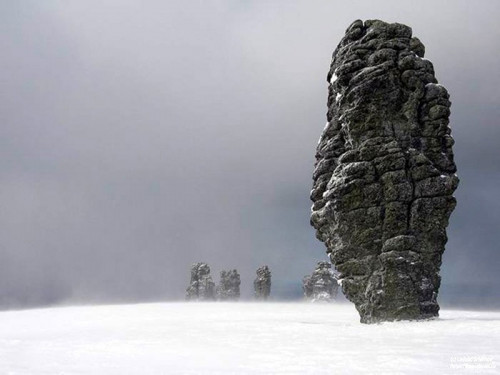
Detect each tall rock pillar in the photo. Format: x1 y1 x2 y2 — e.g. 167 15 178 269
310 20 458 323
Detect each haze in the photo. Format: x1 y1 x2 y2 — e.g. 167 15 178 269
1 0 499 309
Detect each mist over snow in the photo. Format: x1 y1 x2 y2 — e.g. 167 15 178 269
0 302 498 374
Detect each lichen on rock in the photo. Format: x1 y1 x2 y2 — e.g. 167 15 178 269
310 20 458 323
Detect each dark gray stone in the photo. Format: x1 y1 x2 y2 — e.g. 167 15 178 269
303 261 339 302
310 20 458 323
186 263 215 301
254 266 271 300
216 269 241 301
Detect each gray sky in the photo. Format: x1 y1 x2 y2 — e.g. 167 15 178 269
1 0 499 308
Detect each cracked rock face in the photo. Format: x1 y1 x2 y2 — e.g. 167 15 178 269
216 269 241 301
303 261 339 302
310 20 458 323
254 266 271 300
186 263 215 301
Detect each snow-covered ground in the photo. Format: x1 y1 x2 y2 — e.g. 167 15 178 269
0 302 498 374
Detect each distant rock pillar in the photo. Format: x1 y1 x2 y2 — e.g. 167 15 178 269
186 263 216 301
303 261 339 302
216 269 241 301
254 265 271 300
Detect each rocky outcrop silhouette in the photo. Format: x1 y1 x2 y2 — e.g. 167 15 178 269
216 269 241 301
186 263 215 301
254 266 271 300
310 20 458 323
302 261 339 302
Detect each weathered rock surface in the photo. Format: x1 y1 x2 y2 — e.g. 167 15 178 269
186 263 215 301
254 266 271 300
310 20 458 323
303 261 339 302
216 269 241 301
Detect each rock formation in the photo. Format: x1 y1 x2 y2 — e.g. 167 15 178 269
254 265 271 300
302 261 339 302
310 20 458 323
186 263 215 301
216 269 241 301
